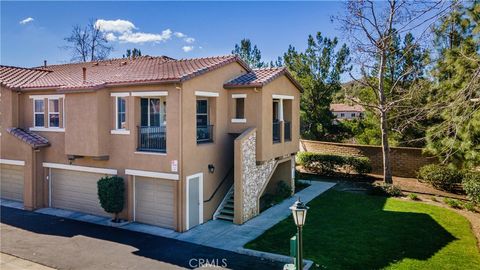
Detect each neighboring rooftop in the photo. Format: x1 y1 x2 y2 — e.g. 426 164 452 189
0 66 50 89
6 128 50 149
330 103 365 112
2 55 251 91
224 67 303 91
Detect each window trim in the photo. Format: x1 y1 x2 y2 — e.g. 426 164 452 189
231 94 246 123
140 97 166 127
115 96 127 130
196 98 209 126
33 99 45 128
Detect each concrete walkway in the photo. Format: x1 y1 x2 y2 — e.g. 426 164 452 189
175 181 335 251
1 253 55 270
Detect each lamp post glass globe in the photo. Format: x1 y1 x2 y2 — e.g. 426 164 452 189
290 198 309 227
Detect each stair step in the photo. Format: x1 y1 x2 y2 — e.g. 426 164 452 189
217 214 234 221
227 198 234 203
220 209 234 215
224 202 234 208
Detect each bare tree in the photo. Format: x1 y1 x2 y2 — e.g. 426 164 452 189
64 20 113 62
336 0 453 184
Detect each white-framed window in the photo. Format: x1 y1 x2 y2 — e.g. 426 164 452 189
340 113 345 118
34 99 45 127
48 98 60 128
116 97 127 130
231 94 246 123
140 97 167 127
351 113 356 117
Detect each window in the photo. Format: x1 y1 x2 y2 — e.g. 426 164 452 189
140 97 166 127
48 99 60 127
340 113 345 117
116 97 127 129
196 99 208 126
351 113 356 117
235 98 245 119
34 99 44 127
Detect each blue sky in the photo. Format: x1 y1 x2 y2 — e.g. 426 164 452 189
1 1 347 67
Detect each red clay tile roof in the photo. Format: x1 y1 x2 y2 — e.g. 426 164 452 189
224 67 303 92
330 103 365 112
0 65 50 89
6 128 50 149
19 55 251 90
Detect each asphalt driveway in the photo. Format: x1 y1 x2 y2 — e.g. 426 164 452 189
0 206 285 270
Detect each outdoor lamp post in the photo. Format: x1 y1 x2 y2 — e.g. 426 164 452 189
290 198 309 270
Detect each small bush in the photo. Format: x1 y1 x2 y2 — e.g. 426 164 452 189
462 201 477 212
276 181 292 198
462 172 480 204
295 179 310 193
97 176 125 222
444 198 463 209
418 164 463 192
369 183 403 197
408 193 420 201
431 196 438 202
296 152 372 176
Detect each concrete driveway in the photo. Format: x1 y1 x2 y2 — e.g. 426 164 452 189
0 207 285 270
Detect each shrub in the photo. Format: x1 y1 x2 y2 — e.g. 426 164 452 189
444 198 463 209
462 201 477 212
296 152 372 176
276 181 292 198
418 164 463 192
97 176 125 222
369 183 403 197
408 193 420 201
462 172 480 204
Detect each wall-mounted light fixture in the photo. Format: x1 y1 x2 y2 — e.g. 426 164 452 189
208 164 215 173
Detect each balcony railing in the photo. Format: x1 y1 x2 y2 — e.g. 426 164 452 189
137 126 166 153
284 121 291 141
273 121 281 143
197 125 214 143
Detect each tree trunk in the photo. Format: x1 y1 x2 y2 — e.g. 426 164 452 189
378 48 393 184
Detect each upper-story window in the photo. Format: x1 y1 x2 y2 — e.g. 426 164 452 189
48 99 60 127
231 94 246 123
116 97 127 129
340 113 345 117
196 99 213 143
351 113 356 117
34 99 45 127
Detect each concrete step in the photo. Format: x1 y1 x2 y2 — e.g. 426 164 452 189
220 208 234 215
217 214 234 221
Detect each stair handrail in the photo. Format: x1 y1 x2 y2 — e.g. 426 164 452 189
204 166 234 203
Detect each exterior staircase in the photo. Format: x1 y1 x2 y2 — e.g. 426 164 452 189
214 187 235 222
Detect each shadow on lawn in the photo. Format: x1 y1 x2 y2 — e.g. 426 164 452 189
0 206 284 270
247 190 457 270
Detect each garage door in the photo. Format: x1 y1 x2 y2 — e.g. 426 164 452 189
0 164 24 202
135 176 174 229
51 169 108 217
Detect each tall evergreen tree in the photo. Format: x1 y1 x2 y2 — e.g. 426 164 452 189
232 39 265 68
282 33 351 141
426 1 480 169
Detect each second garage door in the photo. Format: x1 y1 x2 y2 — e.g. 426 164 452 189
135 176 174 229
0 164 24 202
51 169 108 217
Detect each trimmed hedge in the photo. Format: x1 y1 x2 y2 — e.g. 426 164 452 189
417 164 463 192
462 172 480 204
297 152 372 175
97 176 125 222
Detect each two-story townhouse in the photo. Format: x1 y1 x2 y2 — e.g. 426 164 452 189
0 55 301 232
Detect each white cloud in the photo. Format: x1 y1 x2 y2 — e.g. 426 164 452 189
19 17 34 25
174 32 186 38
105 33 117 41
184 37 195 44
95 19 136 33
182 46 194 52
119 29 172 44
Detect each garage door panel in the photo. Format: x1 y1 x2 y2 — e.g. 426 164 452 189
0 164 24 202
51 169 108 217
135 176 174 229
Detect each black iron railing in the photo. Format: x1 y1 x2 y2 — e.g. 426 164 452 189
197 125 214 143
284 121 291 141
137 126 166 153
273 121 281 143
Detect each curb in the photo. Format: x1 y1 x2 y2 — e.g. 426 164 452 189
237 248 313 270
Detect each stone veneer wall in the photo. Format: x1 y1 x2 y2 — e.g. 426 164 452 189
234 128 276 223
300 140 437 178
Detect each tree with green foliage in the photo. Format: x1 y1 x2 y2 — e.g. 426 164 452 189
124 48 142 58
282 32 351 141
232 38 265 68
426 1 480 169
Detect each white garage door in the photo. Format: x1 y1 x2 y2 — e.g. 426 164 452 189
51 169 108 217
135 176 174 229
0 164 24 202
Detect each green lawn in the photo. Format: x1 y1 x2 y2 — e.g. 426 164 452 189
245 190 480 270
